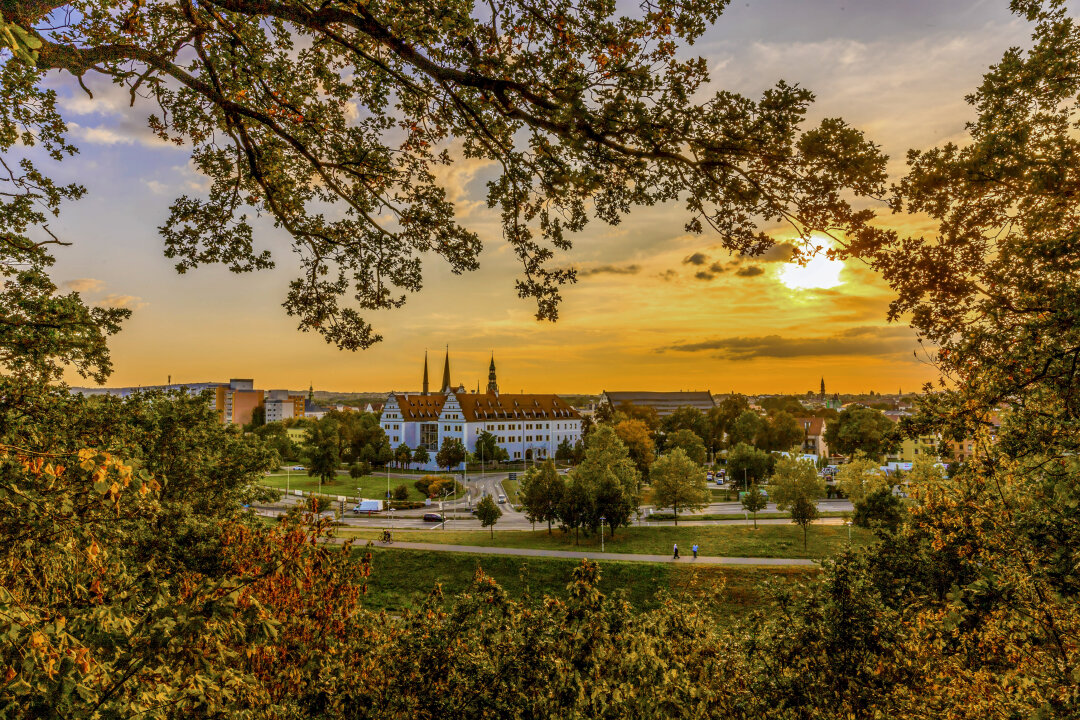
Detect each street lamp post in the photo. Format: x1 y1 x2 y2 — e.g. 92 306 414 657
600 516 606 552
440 488 452 529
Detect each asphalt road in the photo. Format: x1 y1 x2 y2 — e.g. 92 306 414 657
255 490 854 532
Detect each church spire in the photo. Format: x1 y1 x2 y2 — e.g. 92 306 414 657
487 353 499 395
422 351 429 395
441 346 451 393
820 376 826 401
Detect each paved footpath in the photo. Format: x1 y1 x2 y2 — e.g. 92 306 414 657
349 539 817 566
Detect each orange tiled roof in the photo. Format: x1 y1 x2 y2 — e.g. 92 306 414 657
391 392 580 422
794 417 826 436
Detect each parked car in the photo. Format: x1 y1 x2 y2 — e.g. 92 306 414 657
706 471 714 481
423 513 444 522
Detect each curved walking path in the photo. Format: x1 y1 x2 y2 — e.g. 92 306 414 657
353 539 818 566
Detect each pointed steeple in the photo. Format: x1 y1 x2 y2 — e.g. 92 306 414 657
820 376 826 401
308 382 314 403
422 351 429 395
487 352 499 395
441 346 451 393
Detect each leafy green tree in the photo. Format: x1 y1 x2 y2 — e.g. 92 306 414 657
571 438 586 465
741 482 769 529
726 442 772 488
2 0 884 351
349 461 371 479
474 430 499 469
836 457 890 506
664 428 707 466
476 494 502 539
245 404 266 429
648 448 708 525
391 483 410 502
304 417 340 489
852 488 905 534
660 407 709 447
757 411 803 453
569 425 640 535
612 403 661 431
613 418 655 476
555 437 574 464
556 476 593 546
824 406 898 460
519 459 565 534
728 410 764 447
759 396 807 416
435 437 466 472
395 442 412 469
253 421 298 463
412 445 430 468
711 395 750 450
770 455 824 550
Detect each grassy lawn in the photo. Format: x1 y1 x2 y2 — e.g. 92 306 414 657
343 523 873 559
501 478 520 504
646 511 850 522
261 473 428 501
355 547 818 616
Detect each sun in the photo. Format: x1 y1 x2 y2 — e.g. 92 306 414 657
777 247 844 290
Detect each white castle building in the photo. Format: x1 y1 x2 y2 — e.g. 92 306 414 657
380 351 582 471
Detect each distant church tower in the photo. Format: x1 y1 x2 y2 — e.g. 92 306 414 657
820 377 826 402
308 382 314 403
441 347 451 393
422 352 430 395
487 354 499 395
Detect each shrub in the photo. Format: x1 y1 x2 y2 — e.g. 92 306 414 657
392 484 409 501
349 462 372 479
413 475 438 495
427 477 464 498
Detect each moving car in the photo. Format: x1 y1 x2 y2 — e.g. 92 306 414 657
497 494 507 504
423 513 444 522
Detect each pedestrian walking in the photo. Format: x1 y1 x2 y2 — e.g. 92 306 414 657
692 543 698 560
673 543 680 560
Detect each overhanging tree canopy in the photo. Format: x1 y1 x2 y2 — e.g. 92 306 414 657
2 0 887 349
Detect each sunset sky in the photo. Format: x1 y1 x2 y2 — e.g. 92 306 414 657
48 0 1034 394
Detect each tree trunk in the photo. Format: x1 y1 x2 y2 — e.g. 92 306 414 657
674 501 678 526
802 523 807 550
547 518 552 535
753 511 757 529
490 524 494 539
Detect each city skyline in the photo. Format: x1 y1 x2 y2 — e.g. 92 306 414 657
48 0 1026 392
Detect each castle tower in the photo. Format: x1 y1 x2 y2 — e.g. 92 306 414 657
441 347 451 393
422 351 430 395
487 353 499 395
